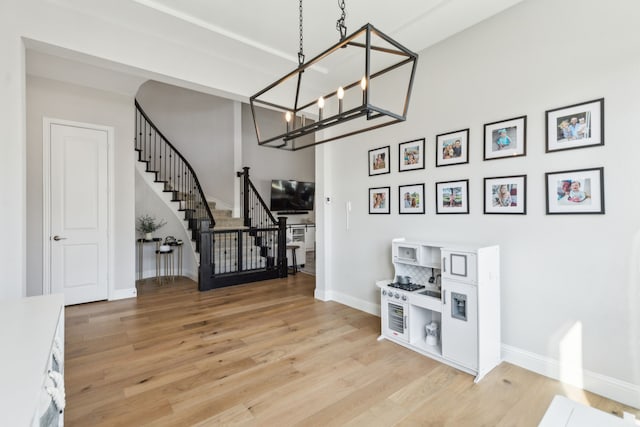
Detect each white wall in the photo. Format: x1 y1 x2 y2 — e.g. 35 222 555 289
136 81 236 209
0 2 27 299
241 103 316 224
319 0 640 404
26 75 135 295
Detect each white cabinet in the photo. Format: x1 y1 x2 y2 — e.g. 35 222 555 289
0 294 65 426
304 226 315 252
393 240 441 268
378 239 500 382
441 246 501 381
287 224 315 252
286 224 315 268
442 250 477 283
289 226 305 245
441 279 478 370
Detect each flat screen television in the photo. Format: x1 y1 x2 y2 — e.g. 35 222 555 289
270 179 315 212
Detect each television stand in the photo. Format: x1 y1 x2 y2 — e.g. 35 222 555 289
277 211 309 215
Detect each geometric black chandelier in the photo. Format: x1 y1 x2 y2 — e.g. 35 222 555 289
250 0 418 151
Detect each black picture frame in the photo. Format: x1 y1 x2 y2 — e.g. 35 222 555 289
436 128 469 167
399 183 425 214
545 98 604 153
398 138 425 172
368 145 390 176
483 115 527 160
435 179 469 214
369 187 391 214
484 175 527 215
545 167 605 214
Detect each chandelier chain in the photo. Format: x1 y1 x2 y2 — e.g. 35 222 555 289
336 0 347 40
298 0 305 65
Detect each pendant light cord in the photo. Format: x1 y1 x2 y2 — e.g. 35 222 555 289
299 0 347 65
336 0 347 40
298 0 305 65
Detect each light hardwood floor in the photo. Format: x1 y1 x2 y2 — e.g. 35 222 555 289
65 275 638 426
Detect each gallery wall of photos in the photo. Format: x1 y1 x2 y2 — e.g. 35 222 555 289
367 98 605 216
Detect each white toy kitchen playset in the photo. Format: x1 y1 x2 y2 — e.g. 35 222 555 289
377 238 501 382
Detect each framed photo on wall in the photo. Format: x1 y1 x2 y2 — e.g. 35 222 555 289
369 187 390 214
484 175 527 214
545 167 605 214
436 128 469 167
399 138 425 172
545 98 604 152
368 145 390 176
399 183 425 214
484 116 527 160
435 179 469 214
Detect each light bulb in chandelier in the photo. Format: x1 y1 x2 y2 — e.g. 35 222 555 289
285 111 292 132
318 97 325 121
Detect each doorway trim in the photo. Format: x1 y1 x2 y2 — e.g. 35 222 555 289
42 117 115 300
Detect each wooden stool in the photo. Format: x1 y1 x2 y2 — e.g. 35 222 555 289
286 244 299 274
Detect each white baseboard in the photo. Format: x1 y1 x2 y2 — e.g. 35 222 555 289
319 290 380 317
502 344 640 409
110 287 137 301
314 288 330 301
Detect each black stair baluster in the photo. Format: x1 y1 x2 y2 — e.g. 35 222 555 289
144 120 148 167
155 130 159 175
135 110 138 152
163 139 167 185
151 127 155 172
158 138 165 183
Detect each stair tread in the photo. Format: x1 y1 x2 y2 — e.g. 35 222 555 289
213 225 250 231
212 209 233 217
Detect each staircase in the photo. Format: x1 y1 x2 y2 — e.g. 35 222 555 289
134 100 288 290
208 202 244 229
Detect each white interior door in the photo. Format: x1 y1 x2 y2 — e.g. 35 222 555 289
49 122 109 305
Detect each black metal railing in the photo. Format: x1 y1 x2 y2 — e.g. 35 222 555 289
197 168 287 291
238 167 288 276
238 166 277 229
135 100 215 241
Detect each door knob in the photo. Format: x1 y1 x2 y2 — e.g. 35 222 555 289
52 235 67 241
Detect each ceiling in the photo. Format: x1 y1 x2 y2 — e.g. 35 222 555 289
26 0 525 99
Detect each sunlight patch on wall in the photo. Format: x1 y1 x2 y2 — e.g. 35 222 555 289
559 321 588 402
